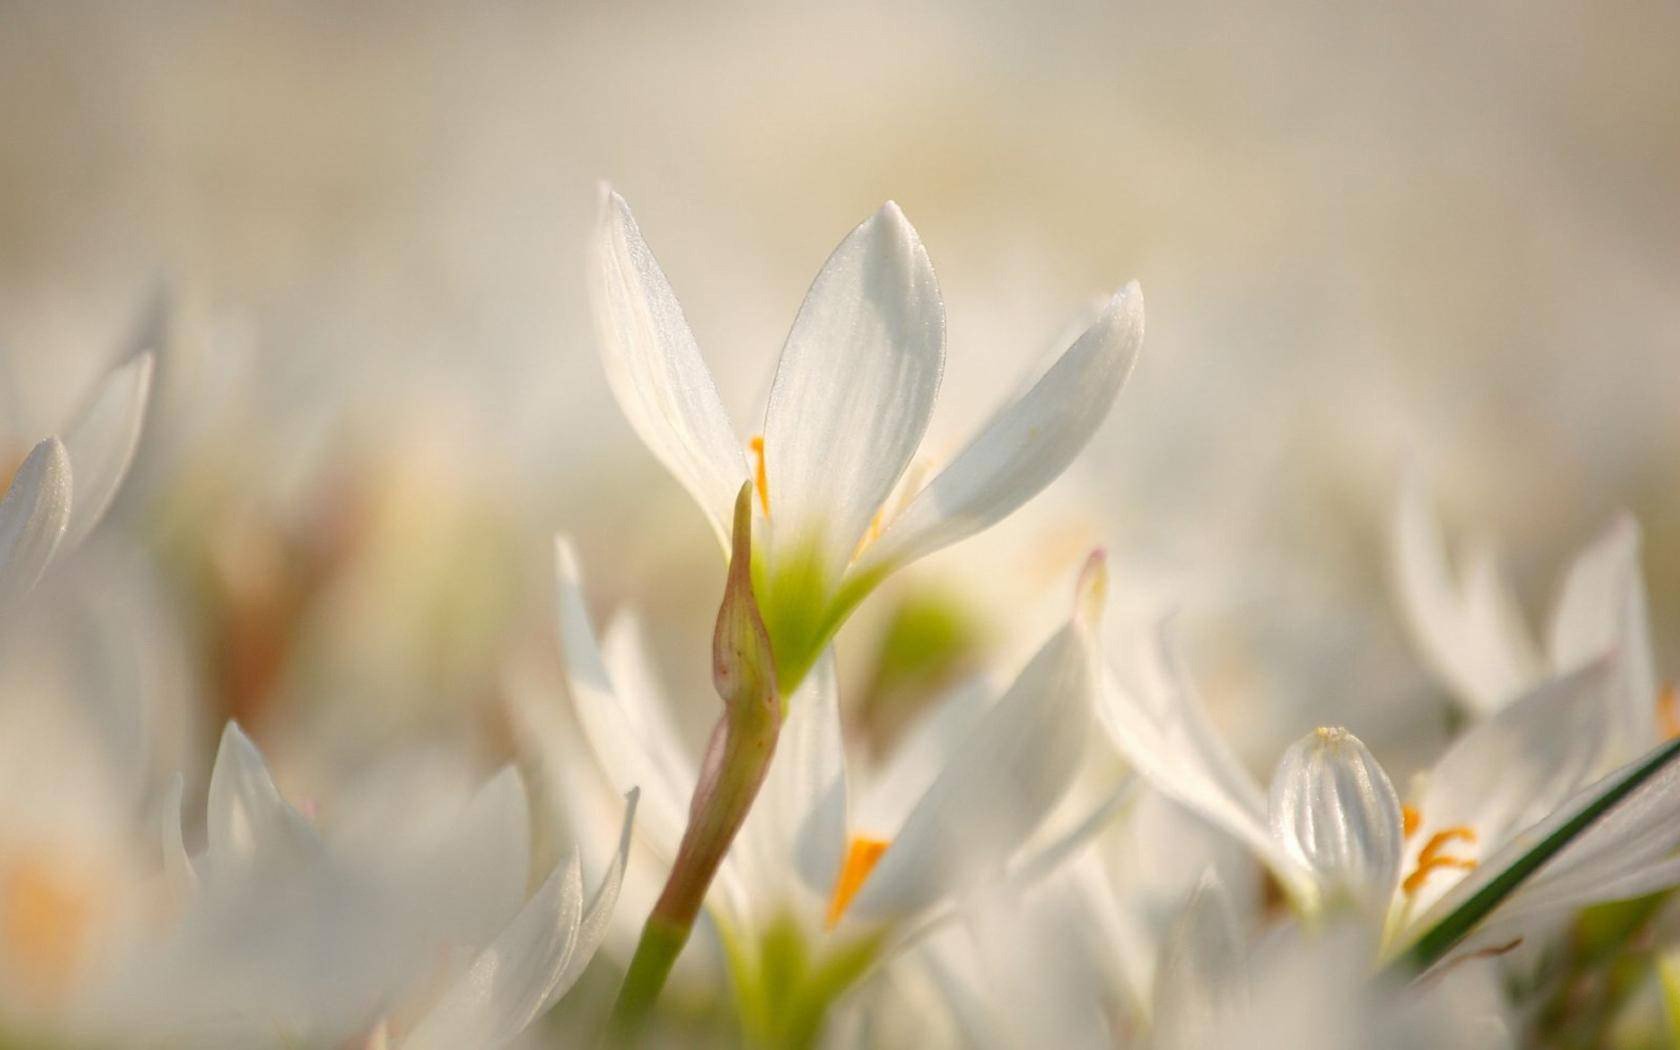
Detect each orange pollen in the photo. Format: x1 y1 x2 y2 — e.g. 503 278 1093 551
1402 804 1421 839
749 436 770 516
1658 683 1680 741
824 836 890 930
2 855 97 997
1402 825 1478 897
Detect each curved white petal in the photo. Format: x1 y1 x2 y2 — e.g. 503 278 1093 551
554 536 691 865
847 570 1099 924
601 612 705 821
0 437 72 602
591 188 747 545
1409 658 1611 900
160 772 199 903
401 856 585 1050
1267 728 1403 915
1094 619 1303 896
858 284 1142 576
547 789 638 1011
1392 479 1538 715
61 351 154 549
408 767 533 949
761 202 944 582
1150 873 1244 1050
204 722 319 880
732 648 848 920
1547 515 1656 762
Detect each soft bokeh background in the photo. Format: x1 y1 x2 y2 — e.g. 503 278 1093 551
3 0 1679 910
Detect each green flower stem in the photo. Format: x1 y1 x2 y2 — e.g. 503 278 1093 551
607 485 782 1044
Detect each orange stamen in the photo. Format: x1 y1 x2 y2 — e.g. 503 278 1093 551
1658 683 1680 741
749 436 770 516
1402 804 1421 839
1402 825 1479 897
824 836 890 930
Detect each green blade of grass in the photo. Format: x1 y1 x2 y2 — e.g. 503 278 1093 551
1395 735 1680 976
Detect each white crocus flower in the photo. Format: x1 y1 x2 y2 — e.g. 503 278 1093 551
1394 480 1660 763
543 537 1107 1041
591 189 1142 689
0 351 153 605
1098 618 1680 967
81 724 633 1050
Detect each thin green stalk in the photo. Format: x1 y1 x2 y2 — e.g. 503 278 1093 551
606 485 782 1044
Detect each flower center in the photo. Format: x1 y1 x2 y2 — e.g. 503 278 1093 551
1 851 99 998
750 435 771 516
824 835 890 930
1401 824 1478 896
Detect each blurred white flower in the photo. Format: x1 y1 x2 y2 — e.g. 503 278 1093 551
591 188 1142 689
0 351 153 605
1098 616 1680 967
71 723 634 1049
529 537 1108 1041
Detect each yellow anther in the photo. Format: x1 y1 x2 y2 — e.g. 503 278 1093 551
2 853 98 998
749 436 770 516
1402 825 1479 897
824 835 890 930
1658 683 1680 741
1402 804 1421 840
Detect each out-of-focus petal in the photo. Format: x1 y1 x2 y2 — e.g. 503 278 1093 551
761 202 944 583
61 351 154 549
591 188 747 544
546 789 638 1011
0 437 72 602
1267 728 1403 915
160 772 199 903
1150 873 1244 1050
554 535 690 864
857 284 1142 576
846 558 1101 923
1546 514 1656 762
401 857 585 1050
204 722 319 880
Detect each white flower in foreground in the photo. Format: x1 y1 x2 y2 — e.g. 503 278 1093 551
1393 479 1660 762
0 351 153 605
535 537 1108 1042
591 188 1142 689
1098 619 1680 967
83 724 634 1050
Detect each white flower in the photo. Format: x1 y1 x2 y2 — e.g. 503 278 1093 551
80 724 633 1050
0 352 154 604
591 188 1142 688
534 536 1109 1035
1097 617 1680 966
1393 478 1659 763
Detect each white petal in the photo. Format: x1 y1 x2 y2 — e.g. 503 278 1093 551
1151 873 1245 1050
61 351 154 550
1267 728 1404 915
600 612 705 820
1391 479 1537 714
857 284 1142 576
411 767 533 949
554 536 692 865
591 188 747 545
204 722 319 880
761 202 944 582
0 437 72 602
160 772 199 903
1412 659 1611 873
848 589 1097 923
401 856 585 1050
1094 620 1302 896
733 648 848 919
1547 514 1656 762
546 789 638 1011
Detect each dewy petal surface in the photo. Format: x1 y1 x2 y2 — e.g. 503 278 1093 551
761 201 944 584
846 559 1101 924
591 189 747 544
1268 728 1404 914
0 436 73 603
858 283 1143 576
61 351 154 550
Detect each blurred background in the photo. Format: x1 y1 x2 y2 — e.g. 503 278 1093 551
2 0 1678 908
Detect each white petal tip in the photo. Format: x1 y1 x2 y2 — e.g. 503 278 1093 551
1075 548 1109 627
